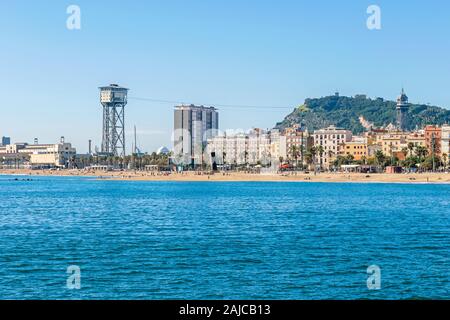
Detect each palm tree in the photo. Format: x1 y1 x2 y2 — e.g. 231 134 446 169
305 146 318 174
401 147 408 159
316 145 324 170
415 146 428 163
388 143 395 166
442 153 448 170
407 142 415 158
346 154 355 163
361 155 367 165
304 150 314 169
244 151 249 167
200 144 207 171
374 150 385 168
289 145 299 167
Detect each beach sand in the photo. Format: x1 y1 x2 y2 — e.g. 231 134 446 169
1 169 450 183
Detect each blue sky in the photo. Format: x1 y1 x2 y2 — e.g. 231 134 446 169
1 0 449 153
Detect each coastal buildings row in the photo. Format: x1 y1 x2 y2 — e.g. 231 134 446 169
170 98 450 170
206 128 290 166
202 123 450 170
0 137 76 168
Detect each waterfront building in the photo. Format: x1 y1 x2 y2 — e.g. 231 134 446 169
0 138 76 168
1 136 10 146
313 126 352 169
247 129 263 164
283 124 310 165
406 131 426 148
0 143 27 155
378 132 407 157
424 125 442 157
341 138 368 161
396 88 410 131
269 129 284 161
403 131 426 158
206 128 283 167
364 129 387 146
236 134 249 164
441 125 450 159
227 133 248 165
246 128 272 165
208 134 227 164
173 104 219 166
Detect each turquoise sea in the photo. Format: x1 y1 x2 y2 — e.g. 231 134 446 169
0 175 449 299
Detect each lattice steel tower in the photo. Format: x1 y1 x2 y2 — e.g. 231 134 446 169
99 84 129 157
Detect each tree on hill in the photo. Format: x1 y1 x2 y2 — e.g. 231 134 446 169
275 94 450 134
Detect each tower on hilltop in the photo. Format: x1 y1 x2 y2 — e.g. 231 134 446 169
396 88 409 131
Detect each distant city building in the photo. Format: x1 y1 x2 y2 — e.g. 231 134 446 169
396 88 410 131
406 131 426 149
313 126 352 169
1 136 10 146
341 139 368 161
441 125 450 158
206 128 285 167
0 138 76 168
378 132 407 156
173 104 219 166
425 125 442 157
283 124 311 165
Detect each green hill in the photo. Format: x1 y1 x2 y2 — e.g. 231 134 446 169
274 94 450 134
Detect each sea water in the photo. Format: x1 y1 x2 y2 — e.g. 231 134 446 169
0 176 449 299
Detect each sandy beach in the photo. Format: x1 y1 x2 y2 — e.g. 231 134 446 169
1 169 450 183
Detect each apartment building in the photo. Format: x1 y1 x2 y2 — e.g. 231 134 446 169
441 125 450 157
425 125 442 156
341 138 368 161
313 126 352 169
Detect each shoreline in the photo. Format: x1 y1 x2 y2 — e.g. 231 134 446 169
1 169 450 184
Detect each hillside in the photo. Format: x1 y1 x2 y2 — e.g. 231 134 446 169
274 94 450 134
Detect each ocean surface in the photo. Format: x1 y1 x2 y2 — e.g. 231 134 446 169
0 175 449 300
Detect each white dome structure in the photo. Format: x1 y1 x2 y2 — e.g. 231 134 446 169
156 146 170 155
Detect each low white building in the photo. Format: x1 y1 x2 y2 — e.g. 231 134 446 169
0 138 76 168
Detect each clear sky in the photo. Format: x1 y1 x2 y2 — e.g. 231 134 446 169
1 0 449 153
